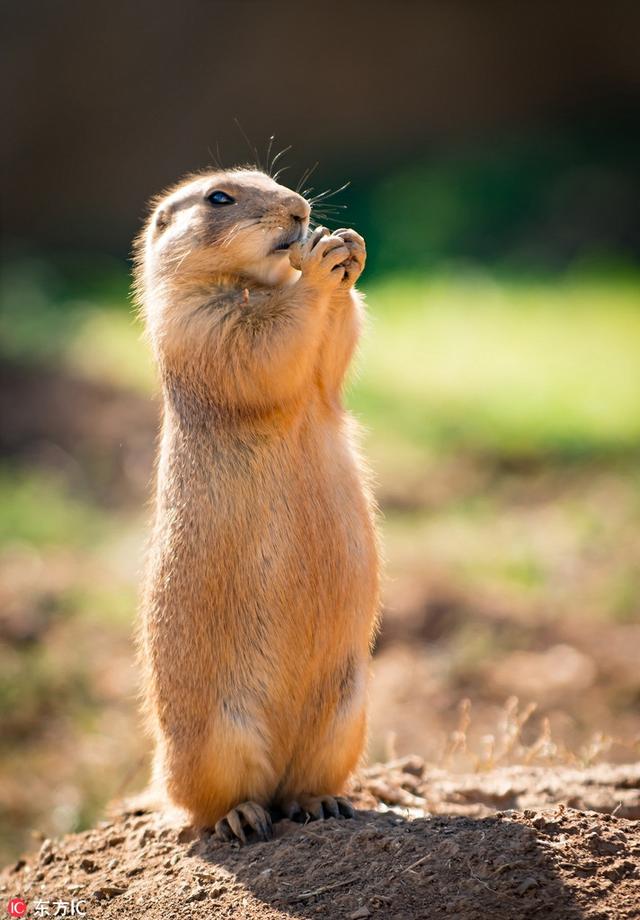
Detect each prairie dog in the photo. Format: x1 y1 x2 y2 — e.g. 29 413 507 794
134 167 379 841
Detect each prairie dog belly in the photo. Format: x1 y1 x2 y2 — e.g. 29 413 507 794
147 410 375 702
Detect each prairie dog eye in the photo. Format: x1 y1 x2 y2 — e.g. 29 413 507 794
207 190 235 206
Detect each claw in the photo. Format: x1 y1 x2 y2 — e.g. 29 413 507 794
215 801 273 844
226 808 247 843
336 796 356 818
239 802 273 841
279 794 356 825
321 796 341 819
284 800 303 821
214 816 233 842
305 798 325 821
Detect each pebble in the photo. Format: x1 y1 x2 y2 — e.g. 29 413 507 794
516 877 538 895
39 840 54 865
349 908 371 919
186 887 207 902
138 827 156 847
94 885 127 900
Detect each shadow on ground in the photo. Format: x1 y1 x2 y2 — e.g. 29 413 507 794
4 777 639 920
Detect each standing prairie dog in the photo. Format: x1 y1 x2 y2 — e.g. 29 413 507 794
134 167 379 842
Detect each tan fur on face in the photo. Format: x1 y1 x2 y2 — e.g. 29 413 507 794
134 167 380 827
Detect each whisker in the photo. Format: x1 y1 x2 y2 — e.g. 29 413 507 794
311 209 348 221
308 181 351 205
218 217 264 249
269 145 292 177
234 117 262 169
265 135 275 174
312 203 348 213
170 246 194 275
272 165 291 182
309 215 345 227
207 146 220 170
296 161 319 193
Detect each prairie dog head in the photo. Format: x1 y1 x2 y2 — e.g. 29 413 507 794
135 169 311 301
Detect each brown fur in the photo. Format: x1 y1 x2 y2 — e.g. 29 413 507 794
133 167 380 827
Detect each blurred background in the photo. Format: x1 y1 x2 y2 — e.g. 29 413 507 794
1 0 640 862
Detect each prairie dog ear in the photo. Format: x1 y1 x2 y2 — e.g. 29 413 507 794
154 206 171 232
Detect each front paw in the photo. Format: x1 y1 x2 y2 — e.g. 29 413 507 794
289 226 349 290
333 228 366 287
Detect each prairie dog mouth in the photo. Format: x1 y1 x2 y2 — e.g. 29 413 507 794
272 228 306 253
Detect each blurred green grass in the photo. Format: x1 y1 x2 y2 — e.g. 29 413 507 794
353 273 640 460
3 259 639 459
0 468 107 548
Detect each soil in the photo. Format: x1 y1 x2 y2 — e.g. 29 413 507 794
3 759 639 919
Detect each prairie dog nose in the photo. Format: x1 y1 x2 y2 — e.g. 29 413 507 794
287 195 311 222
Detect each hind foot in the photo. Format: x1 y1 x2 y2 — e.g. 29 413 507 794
282 794 355 822
215 801 273 843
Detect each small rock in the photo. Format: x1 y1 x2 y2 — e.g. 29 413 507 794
516 877 538 895
108 835 126 847
349 909 371 919
137 827 155 847
10 859 26 873
39 840 54 865
186 888 207 902
107 858 119 870
194 871 219 883
80 857 97 873
94 886 127 900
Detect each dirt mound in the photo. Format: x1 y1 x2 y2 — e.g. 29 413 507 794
2 760 639 919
